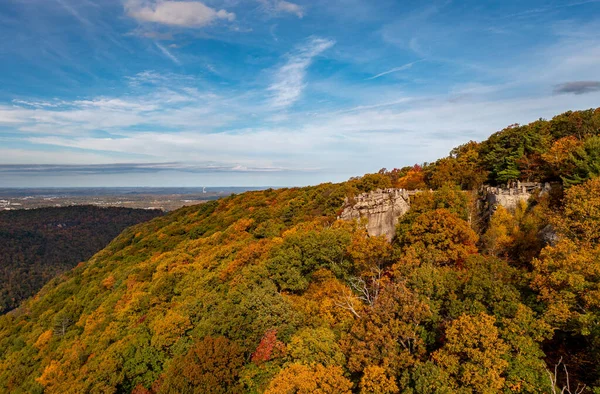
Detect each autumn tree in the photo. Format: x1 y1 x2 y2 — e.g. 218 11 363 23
341 280 430 375
252 329 285 364
397 209 478 267
158 336 245 394
553 177 600 244
427 141 488 190
359 365 399 394
351 173 393 193
432 313 510 393
287 327 345 366
347 233 394 274
265 363 352 394
396 165 427 190
532 240 600 333
542 136 583 179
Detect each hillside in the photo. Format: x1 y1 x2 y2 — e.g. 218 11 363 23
1 108 600 393
0 206 163 314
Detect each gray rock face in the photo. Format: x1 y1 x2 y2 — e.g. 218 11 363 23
483 182 551 212
539 224 559 246
488 193 531 211
340 189 412 241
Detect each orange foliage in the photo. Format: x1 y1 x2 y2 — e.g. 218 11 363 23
542 136 583 174
360 365 399 394
347 232 393 273
396 165 427 190
265 363 352 394
532 239 600 332
34 330 53 351
400 209 478 266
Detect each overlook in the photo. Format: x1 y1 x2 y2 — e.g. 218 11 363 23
2 0 600 392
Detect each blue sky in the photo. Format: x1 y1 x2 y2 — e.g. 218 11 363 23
1 0 600 187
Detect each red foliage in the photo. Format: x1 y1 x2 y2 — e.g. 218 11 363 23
251 329 285 364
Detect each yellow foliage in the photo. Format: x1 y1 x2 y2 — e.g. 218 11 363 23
554 177 600 244
102 275 116 290
265 363 353 394
481 206 516 257
396 166 427 190
433 313 509 393
359 365 399 394
36 341 91 394
233 218 254 232
541 136 582 169
348 233 393 274
287 327 346 366
34 329 53 351
532 239 600 331
150 310 191 349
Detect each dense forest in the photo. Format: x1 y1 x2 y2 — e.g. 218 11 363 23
1 108 600 393
0 206 162 314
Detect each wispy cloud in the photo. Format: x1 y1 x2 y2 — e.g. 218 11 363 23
155 42 181 64
503 0 600 19
0 72 235 135
125 0 235 28
56 0 92 26
269 37 335 109
366 60 424 80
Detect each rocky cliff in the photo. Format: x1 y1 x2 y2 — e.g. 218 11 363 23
483 182 551 211
340 188 412 241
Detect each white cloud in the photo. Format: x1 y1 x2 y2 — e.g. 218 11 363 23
275 1 304 18
125 0 235 28
258 0 304 18
269 37 335 109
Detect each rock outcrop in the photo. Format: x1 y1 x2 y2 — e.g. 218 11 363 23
482 182 551 211
340 189 412 241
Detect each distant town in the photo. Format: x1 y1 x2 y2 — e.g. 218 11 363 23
0 187 266 211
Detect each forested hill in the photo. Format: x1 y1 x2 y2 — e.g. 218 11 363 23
1 108 600 393
0 206 163 314
380 107 600 190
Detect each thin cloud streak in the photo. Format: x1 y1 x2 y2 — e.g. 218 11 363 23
366 60 424 80
155 42 181 65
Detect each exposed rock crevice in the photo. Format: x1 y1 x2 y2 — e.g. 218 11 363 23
340 189 412 241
